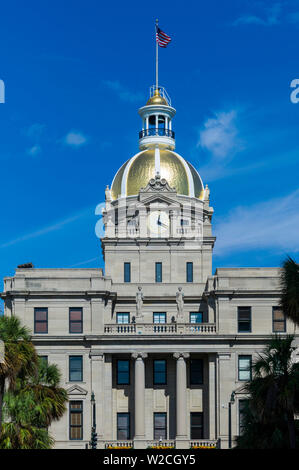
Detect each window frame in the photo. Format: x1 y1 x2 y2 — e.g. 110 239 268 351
239 399 249 436
69 307 83 334
117 412 130 440
34 307 48 334
116 313 130 324
190 359 203 385
272 307 286 333
155 262 162 283
153 359 167 385
189 312 203 324
117 359 130 385
153 412 167 440
237 307 252 333
153 312 166 324
69 400 83 441
186 262 193 283
190 412 203 439
124 262 131 283
238 355 252 382
69 355 83 382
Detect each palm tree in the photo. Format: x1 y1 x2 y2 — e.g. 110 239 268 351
0 358 68 449
236 335 299 449
0 316 37 429
280 256 299 326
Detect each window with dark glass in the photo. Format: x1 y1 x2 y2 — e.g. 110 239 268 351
238 355 252 381
238 307 251 332
190 359 203 385
190 312 203 324
155 262 162 283
69 308 83 333
153 312 166 324
117 360 130 385
239 399 249 435
34 308 48 334
190 412 203 439
69 356 83 382
154 413 167 439
117 413 130 440
38 355 48 366
124 262 131 283
186 262 193 283
272 307 286 332
153 359 166 385
69 401 83 440
117 313 130 324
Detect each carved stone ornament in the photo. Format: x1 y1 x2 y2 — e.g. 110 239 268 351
140 173 176 193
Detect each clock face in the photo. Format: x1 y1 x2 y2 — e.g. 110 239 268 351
147 210 169 237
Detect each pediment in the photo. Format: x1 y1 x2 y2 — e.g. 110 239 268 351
139 194 179 207
67 384 88 396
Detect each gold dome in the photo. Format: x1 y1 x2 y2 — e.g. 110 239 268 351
111 149 204 201
146 89 168 106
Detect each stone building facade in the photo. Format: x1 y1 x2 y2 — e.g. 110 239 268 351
1 86 298 449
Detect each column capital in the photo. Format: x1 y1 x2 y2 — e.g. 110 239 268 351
173 352 190 360
132 352 148 360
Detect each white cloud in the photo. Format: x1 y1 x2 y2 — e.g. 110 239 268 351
102 80 144 103
198 110 242 160
214 189 299 256
63 131 88 147
0 208 92 249
27 144 41 156
233 3 282 26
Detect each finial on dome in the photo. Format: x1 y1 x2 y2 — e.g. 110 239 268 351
105 185 111 202
204 184 210 201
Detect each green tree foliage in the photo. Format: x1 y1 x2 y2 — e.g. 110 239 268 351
0 317 68 449
236 335 299 448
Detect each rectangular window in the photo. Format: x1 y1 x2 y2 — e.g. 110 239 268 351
38 355 48 366
117 313 130 324
238 355 252 381
117 413 130 440
69 356 83 382
155 262 162 283
153 312 166 324
238 307 251 332
186 262 193 283
117 360 130 385
69 308 83 334
272 307 286 333
153 359 166 385
34 308 48 334
154 413 167 440
124 262 131 283
190 312 203 324
190 412 203 439
190 359 203 385
239 399 249 435
69 401 83 440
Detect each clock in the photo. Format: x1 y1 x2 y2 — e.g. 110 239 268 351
147 210 169 237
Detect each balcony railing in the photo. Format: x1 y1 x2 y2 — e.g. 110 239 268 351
99 439 220 449
139 128 175 139
104 323 216 335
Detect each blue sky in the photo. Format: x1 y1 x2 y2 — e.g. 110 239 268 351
0 0 298 292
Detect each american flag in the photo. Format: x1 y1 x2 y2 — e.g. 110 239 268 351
156 26 171 48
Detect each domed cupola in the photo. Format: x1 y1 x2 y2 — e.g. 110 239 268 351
138 86 176 151
110 86 205 201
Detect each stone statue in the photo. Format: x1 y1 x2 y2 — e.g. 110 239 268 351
176 287 184 318
136 286 144 318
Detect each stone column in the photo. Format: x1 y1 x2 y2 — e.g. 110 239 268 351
174 352 190 448
132 352 148 448
208 354 216 440
89 352 104 446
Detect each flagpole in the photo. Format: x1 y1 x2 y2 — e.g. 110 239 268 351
155 18 158 90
